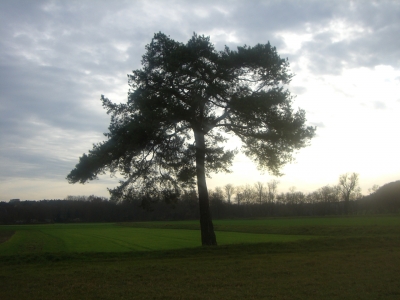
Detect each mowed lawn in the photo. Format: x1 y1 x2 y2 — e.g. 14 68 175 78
2 215 399 255
1 215 400 300
121 215 400 236
0 222 314 256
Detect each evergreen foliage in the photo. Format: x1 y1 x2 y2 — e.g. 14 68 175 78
67 32 315 245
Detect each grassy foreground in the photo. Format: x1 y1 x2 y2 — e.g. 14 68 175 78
1 215 400 299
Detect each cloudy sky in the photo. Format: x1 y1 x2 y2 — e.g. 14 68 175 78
1 0 399 201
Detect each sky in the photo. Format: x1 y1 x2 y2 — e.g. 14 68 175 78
1 0 399 201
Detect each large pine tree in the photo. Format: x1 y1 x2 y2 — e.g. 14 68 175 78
67 32 315 245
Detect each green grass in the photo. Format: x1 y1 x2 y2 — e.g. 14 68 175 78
0 223 313 256
121 215 400 236
1 215 400 299
0 230 14 244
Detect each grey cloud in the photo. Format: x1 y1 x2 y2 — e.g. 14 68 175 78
220 1 399 75
0 149 70 180
310 122 325 128
373 101 387 110
298 1 400 74
231 1 335 33
291 86 307 95
0 61 109 131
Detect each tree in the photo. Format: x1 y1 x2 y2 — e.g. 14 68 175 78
236 192 242 205
209 187 224 202
255 182 265 204
315 184 340 215
338 172 360 213
67 32 315 245
318 185 340 203
240 184 257 204
224 183 235 204
368 184 379 195
267 179 279 202
285 186 305 205
209 187 224 219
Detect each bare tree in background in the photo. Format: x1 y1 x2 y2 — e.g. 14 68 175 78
236 192 242 205
224 184 235 204
368 184 379 195
267 179 279 203
209 187 225 219
318 185 340 203
255 182 265 204
338 172 361 213
237 185 256 204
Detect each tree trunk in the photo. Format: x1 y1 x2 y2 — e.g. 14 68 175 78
344 191 350 214
194 129 217 246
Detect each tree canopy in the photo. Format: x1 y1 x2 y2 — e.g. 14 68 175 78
67 32 315 245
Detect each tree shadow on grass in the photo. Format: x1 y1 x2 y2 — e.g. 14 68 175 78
0 231 15 244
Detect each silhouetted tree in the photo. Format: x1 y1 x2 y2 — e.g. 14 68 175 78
318 185 339 203
238 185 257 204
209 187 225 219
224 184 235 204
236 192 242 206
338 172 360 213
368 184 379 195
267 179 279 202
67 32 315 245
255 182 265 205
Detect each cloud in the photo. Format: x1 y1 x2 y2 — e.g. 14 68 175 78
298 1 400 74
373 101 387 110
291 86 307 95
310 122 325 128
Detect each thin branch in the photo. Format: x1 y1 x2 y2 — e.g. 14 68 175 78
213 123 249 130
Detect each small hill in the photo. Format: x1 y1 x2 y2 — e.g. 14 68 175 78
374 180 400 198
362 180 400 213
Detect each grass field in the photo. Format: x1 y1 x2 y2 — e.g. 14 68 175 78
0 222 314 256
1 215 400 299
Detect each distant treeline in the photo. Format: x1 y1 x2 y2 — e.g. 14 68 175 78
1 180 399 224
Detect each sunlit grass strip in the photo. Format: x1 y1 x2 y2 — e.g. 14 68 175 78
2 215 399 256
0 223 313 255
